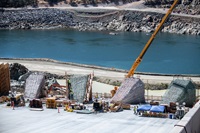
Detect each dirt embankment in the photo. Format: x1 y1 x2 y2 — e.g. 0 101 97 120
1 58 200 90
0 7 199 35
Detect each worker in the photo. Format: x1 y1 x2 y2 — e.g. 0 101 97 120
69 88 74 100
110 86 118 97
68 79 71 99
133 106 137 115
68 79 71 88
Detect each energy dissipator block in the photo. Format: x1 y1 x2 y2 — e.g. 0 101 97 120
111 77 145 104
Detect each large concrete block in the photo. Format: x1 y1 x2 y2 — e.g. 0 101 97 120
70 75 89 103
161 79 196 107
24 73 45 99
111 77 145 104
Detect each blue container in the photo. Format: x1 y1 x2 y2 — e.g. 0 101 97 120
169 114 173 119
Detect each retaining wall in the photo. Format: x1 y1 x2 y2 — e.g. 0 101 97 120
170 100 200 133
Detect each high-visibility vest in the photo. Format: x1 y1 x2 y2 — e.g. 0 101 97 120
70 88 73 94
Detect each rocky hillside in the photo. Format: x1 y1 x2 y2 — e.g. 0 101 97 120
1 0 200 15
144 0 200 15
73 10 200 35
144 0 200 5
0 8 199 35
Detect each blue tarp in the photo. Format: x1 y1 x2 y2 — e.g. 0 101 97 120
150 105 165 113
137 105 152 111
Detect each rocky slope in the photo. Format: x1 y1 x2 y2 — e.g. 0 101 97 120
0 8 199 35
0 9 74 29
73 10 200 35
144 0 200 15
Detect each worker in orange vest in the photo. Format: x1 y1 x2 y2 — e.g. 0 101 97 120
110 86 118 97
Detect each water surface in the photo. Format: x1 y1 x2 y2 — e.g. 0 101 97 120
0 29 199 74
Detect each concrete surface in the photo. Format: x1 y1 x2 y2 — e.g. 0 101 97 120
0 103 180 133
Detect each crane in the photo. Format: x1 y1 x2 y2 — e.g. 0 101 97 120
126 0 179 78
111 0 180 104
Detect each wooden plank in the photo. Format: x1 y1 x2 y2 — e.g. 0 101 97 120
0 64 10 96
5 64 10 92
85 72 94 102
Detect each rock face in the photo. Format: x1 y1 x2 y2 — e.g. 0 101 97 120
73 10 200 35
111 77 145 104
70 75 89 103
0 8 74 29
24 72 46 99
144 0 200 15
161 79 196 107
9 63 28 80
0 9 200 35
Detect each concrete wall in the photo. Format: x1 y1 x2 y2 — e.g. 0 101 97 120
170 100 200 133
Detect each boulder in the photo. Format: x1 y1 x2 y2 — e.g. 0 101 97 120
70 75 89 103
111 77 145 104
9 63 28 80
161 79 196 107
24 72 46 99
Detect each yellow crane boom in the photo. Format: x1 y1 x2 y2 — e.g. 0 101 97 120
126 0 179 78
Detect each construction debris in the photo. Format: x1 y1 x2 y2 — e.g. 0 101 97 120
1 62 197 120
9 92 25 107
19 71 32 81
29 99 43 108
111 77 145 104
9 63 28 80
109 102 130 112
0 96 9 103
47 77 59 89
161 79 196 107
110 102 123 112
24 72 46 99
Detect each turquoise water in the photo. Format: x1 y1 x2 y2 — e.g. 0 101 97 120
0 29 200 74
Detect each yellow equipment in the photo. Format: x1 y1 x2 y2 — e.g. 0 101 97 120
65 105 73 112
46 97 57 108
10 93 25 107
126 0 179 78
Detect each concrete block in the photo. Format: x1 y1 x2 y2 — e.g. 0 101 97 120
111 77 145 104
